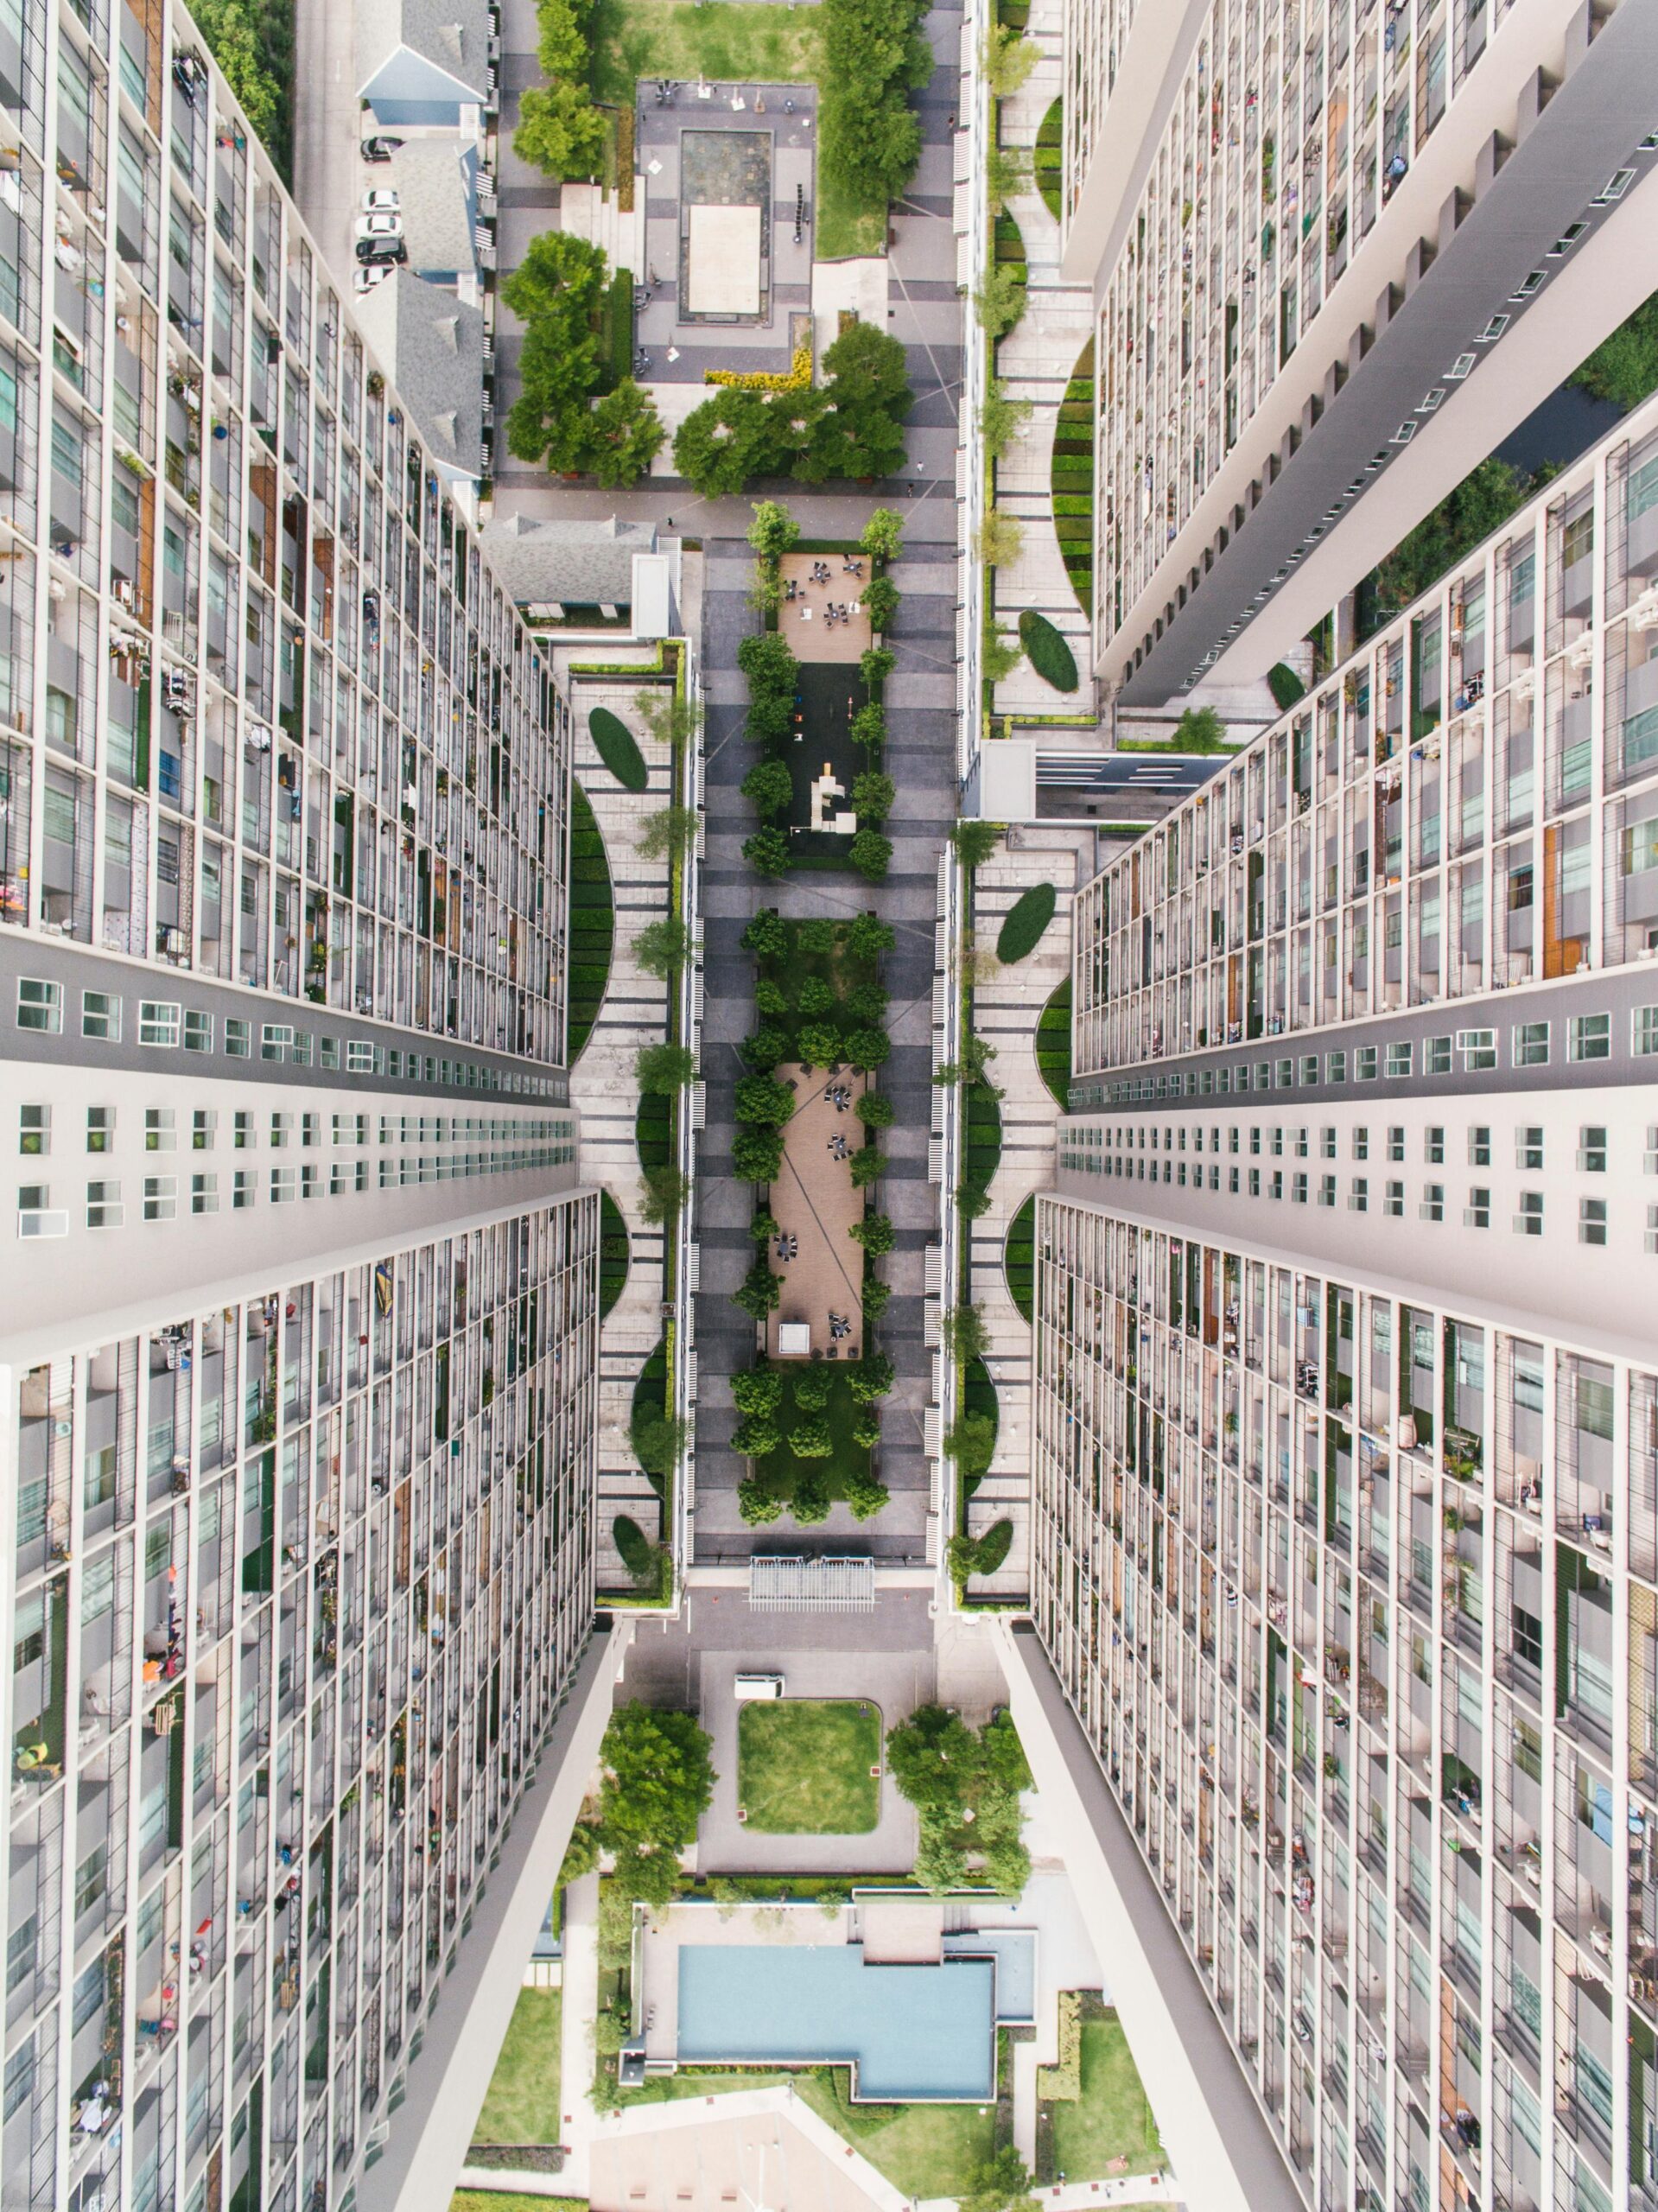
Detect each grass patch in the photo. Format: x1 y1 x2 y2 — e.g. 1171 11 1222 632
1045 2007 1165 2183
1037 975 1071 1106
1033 97 1062 221
1051 339 1095 613
996 880 1057 963
964 1086 1001 1196
454 2196 574 2212
471 1989 562 2146
797 2074 995 2196
600 1190 629 1319
635 1089 671 1173
568 782 613 1064
630 1337 672 1497
599 265 635 392
1019 610 1079 694
589 705 648 791
1005 1194 1034 1322
737 1699 880 1833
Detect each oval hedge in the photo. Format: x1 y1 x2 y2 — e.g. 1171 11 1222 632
613 1514 656 1580
973 1518 1014 1576
1019 609 1078 693
588 706 649 791
997 880 1057 963
567 782 613 1064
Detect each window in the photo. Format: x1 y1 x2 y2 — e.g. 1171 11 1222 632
1356 1046 1378 1081
139 1001 180 1047
1648 1205 1658 1255
1425 1127 1445 1165
347 1040 374 1074
19 1105 48 1156
17 1185 67 1237
1353 1127 1369 1160
183 1010 213 1053
191 1174 218 1216
1248 1167 1261 1197
1579 1198 1608 1247
81 989 121 1040
143 1176 176 1222
1421 1184 1445 1223
1385 1181 1405 1217
302 1113 320 1147
270 1113 291 1148
1270 1128 1284 1156
145 1110 175 1153
1568 1012 1610 1062
1517 1127 1543 1171
1320 1128 1335 1159
1469 1125 1490 1167
226 1018 251 1058
192 1111 216 1152
233 1113 253 1150
1350 1179 1369 1212
1388 1128 1406 1163
1229 1166 1240 1193
1465 1188 1490 1230
1635 1007 1658 1057
1579 1126 1607 1173
86 1179 122 1229
1426 1037 1452 1075
1325 1050 1348 1083
1319 1174 1335 1207
1458 1028 1496 1071
16 979 61 1033
1386 1042 1413 1078
1514 1021 1550 1066
1299 1057 1318 1085
1515 1192 1544 1236
269 1167 295 1203
1269 1170 1283 1200
261 1023 291 1062
232 1171 256 1210
1292 1173 1307 1204
1293 1128 1308 1158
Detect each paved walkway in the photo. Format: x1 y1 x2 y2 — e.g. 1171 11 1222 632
962 826 1092 1599
558 1872 600 2188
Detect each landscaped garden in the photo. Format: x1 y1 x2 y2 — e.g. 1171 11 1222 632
589 704 649 791
470 1989 562 2150
1038 1999 1166 2184
1004 1194 1035 1321
737 1698 881 1833
1051 338 1096 613
1037 975 1071 1106
567 784 613 1063
1033 97 1062 219
599 1191 628 1317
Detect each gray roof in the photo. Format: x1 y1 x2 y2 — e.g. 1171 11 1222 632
383 139 479 278
356 0 489 96
353 275 485 479
477 514 659 608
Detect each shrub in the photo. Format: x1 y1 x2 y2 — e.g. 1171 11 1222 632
638 1165 690 1224
1019 610 1079 692
848 829 893 881
613 1514 659 1585
974 1519 1014 1575
632 918 689 978
732 1416 780 1458
996 880 1058 962
950 819 1003 868
636 1042 697 1092
975 510 1025 568
733 1263 782 1318
731 1370 783 1419
741 1027 789 1071
982 626 1023 683
708 346 813 393
743 827 792 878
1036 1993 1083 2101
797 919 839 954
798 977 836 1017
738 1477 785 1524
861 1275 892 1321
1267 661 1306 709
849 1415 883 1453
941 1304 989 1362
789 1417 834 1459
588 707 648 791
855 1090 895 1128
741 759 793 815
734 1076 796 1126
844 1471 889 1519
741 908 789 958
1172 704 1229 752
846 914 895 960
748 1211 780 1244
844 1027 890 1071
847 1353 895 1401
851 772 895 823
981 378 1034 461
734 1130 785 1182
793 1369 832 1411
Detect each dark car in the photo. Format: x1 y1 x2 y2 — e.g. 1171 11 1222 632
360 137 403 162
355 237 407 264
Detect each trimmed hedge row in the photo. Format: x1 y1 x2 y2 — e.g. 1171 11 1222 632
997 880 1058 963
567 782 613 1063
1018 610 1079 694
1034 99 1063 220
588 705 648 791
1037 975 1072 1106
599 1189 628 1318
1005 1193 1036 1321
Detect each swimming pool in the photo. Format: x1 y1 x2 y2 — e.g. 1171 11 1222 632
676 1944 995 2101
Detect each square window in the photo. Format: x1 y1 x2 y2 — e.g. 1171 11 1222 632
1469 1126 1491 1167
144 1109 175 1154
1514 1021 1550 1067
1385 1181 1405 1217
142 1176 176 1223
1578 1126 1607 1173
1465 1188 1490 1230
86 1179 122 1230
80 989 120 1041
1426 1037 1452 1075
261 1024 291 1062
225 1019 251 1058
190 1174 218 1216
1421 1184 1445 1223
1580 1198 1608 1246
19 1105 48 1157
1568 1013 1610 1062
183 1010 213 1052
1386 1042 1413 1078
16 980 61 1033
16 1185 67 1238
138 1001 180 1047
1458 1028 1496 1071
347 1040 374 1074
1634 1007 1658 1057
1515 1192 1544 1236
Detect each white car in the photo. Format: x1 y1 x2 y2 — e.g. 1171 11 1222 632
353 261 392 294
353 210 403 242
360 188 400 215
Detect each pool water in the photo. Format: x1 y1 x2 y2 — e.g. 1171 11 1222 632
676 1944 995 2101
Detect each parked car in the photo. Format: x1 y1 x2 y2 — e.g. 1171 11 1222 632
354 237 406 265
360 188 400 216
353 211 403 243
353 262 393 294
360 137 403 162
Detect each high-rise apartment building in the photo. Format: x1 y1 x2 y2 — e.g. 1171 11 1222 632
1029 389 1658 2208
0 7 607 2209
1058 0 1658 704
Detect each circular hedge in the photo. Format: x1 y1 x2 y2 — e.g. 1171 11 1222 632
588 706 649 791
997 880 1057 963
1019 610 1079 693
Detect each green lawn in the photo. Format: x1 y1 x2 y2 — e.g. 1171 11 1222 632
797 2074 995 2196
738 1699 880 1833
472 1989 562 2146
1046 2011 1165 2181
587 0 885 256
454 2196 581 2212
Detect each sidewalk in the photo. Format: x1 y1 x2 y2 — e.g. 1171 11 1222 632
556 1872 600 2194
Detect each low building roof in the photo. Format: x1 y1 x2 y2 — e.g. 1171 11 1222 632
353 273 485 479
478 512 659 608
384 139 479 279
357 0 489 98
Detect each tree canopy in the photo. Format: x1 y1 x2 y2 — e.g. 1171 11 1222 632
597 1702 715 1866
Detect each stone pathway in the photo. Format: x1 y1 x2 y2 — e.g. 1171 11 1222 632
962 825 1091 1600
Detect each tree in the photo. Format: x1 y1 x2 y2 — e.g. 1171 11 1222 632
854 1090 895 1129
741 908 789 959
958 1181 992 1220
632 917 690 979
844 1027 890 1071
1172 703 1228 752
748 1210 780 1244
797 976 836 1017
850 702 886 753
885 1705 981 1813
850 1412 882 1450
733 1262 782 1318
501 232 608 471
755 977 789 1017
983 626 1023 682
789 1416 833 1459
862 574 899 632
743 826 792 878
638 1165 690 1224
731 1370 783 1420
849 772 895 823
986 142 1029 215
597 1702 715 1858
846 914 895 962
632 1411 689 1473
848 1147 886 1188
846 980 888 1023
558 1818 601 1885
984 25 1039 93
797 1023 842 1071
860 508 905 564
734 1075 796 1125
847 1352 895 1400
819 0 930 204
793 1369 832 1411
741 1027 789 1071
941 1304 989 1362
634 687 701 749
636 1042 697 1092
588 378 665 489
974 263 1027 338
849 1211 894 1255
514 75 606 180
981 378 1033 460
747 499 799 561
844 1470 889 1519
959 2149 1037 2212
635 805 698 861
791 1471 832 1524
741 759 793 815
980 1710 1032 1795
975 508 1025 568
734 1130 785 1181
861 1274 892 1321
797 919 839 955
732 1415 780 1458
673 389 784 497
944 1410 996 1478
848 829 893 881
1376 455 1539 610
860 646 895 690
738 1475 785 1523
950 818 1004 868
